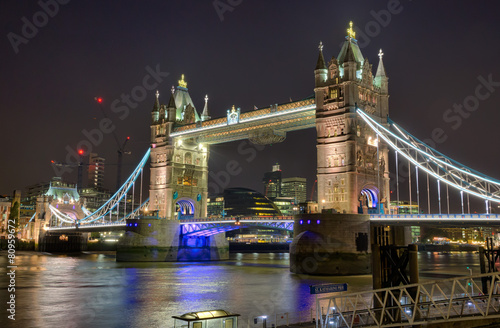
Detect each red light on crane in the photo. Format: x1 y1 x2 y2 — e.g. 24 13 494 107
95 97 103 103
127 136 130 140
78 149 84 155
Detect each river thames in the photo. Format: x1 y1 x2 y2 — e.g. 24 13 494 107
1 251 480 328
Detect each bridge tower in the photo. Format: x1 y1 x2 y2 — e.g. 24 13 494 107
150 77 209 220
117 76 226 262
315 22 390 214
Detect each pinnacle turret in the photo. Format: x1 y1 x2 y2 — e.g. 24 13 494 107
375 49 387 78
201 95 211 121
315 41 327 70
151 90 160 123
152 90 160 112
374 49 388 93
167 90 176 109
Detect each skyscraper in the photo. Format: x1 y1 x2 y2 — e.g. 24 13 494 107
262 163 282 198
281 177 307 204
88 153 105 190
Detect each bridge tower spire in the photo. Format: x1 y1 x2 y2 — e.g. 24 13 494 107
374 49 389 117
315 22 390 214
201 94 211 121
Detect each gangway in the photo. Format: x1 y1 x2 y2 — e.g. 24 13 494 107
318 272 500 327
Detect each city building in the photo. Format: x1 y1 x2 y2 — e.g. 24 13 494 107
281 177 307 204
389 200 419 214
272 197 298 216
207 196 224 217
390 200 420 243
79 188 112 212
0 196 11 238
207 188 281 217
88 153 105 190
19 202 35 240
0 191 21 239
262 164 307 205
262 163 282 198
299 201 319 214
25 180 51 203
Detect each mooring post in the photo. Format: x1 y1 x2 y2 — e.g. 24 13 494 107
409 244 419 285
408 243 421 326
372 243 382 290
479 246 488 293
372 242 382 319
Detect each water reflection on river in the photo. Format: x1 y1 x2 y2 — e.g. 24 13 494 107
0 251 479 328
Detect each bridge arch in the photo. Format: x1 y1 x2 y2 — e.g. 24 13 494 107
176 197 195 219
359 185 379 214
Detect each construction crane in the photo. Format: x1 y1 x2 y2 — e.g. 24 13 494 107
50 158 123 190
310 179 317 202
116 136 131 191
94 97 131 191
51 149 86 190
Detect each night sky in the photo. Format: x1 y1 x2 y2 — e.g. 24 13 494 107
1 1 500 213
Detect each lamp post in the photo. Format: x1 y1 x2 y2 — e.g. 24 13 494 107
467 266 474 295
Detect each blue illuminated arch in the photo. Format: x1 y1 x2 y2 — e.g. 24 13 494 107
360 187 378 209
176 197 195 218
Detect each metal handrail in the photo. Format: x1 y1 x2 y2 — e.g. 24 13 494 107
318 272 500 327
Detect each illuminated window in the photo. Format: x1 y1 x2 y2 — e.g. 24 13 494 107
184 152 192 165
183 176 192 186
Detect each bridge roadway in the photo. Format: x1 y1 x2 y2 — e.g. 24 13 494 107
370 213 500 227
46 216 295 234
45 214 500 234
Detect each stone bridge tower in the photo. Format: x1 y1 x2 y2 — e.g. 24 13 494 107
150 76 209 220
315 22 390 214
118 77 225 262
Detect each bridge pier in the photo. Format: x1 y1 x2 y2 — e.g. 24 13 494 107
289 213 371 275
37 231 88 252
116 218 229 261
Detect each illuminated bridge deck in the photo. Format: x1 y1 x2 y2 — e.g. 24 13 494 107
370 213 500 226
46 214 500 234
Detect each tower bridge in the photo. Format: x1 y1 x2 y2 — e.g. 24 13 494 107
34 22 500 273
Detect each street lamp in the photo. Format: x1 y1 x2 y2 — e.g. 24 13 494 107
467 266 474 295
260 316 267 328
